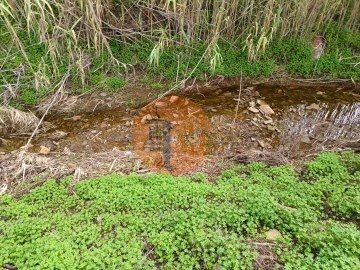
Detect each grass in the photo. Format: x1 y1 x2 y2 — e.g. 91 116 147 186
1 1 360 108
1 151 359 269
1 26 360 108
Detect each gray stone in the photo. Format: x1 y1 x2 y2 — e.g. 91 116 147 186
265 229 282 241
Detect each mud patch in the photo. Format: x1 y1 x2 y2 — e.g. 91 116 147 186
133 96 210 175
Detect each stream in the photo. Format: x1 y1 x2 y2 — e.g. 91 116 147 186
1 83 360 171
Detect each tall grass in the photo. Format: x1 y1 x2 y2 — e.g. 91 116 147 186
0 0 359 91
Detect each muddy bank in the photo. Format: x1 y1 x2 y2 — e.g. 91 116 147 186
31 77 360 117
1 80 360 193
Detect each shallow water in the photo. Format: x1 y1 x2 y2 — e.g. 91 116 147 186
1 83 360 160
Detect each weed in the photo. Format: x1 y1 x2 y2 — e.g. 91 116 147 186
0 152 359 269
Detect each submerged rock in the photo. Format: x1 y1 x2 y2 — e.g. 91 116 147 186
306 103 320 111
248 107 259 113
259 104 275 115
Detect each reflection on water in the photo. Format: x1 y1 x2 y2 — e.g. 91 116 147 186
279 102 360 152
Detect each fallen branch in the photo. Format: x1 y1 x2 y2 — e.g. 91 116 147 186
233 71 242 124
24 72 70 149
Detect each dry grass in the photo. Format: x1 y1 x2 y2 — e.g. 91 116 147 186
0 106 39 135
0 148 140 195
1 0 359 76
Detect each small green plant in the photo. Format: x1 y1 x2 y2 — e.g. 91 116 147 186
104 76 127 91
1 152 359 269
20 89 38 106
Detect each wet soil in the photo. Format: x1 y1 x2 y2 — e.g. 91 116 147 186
1 80 360 192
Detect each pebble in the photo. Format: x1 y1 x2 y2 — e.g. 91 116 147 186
257 99 267 106
306 103 320 111
300 135 311 144
248 107 259 113
155 101 168 108
267 125 276 131
257 139 265 148
259 104 275 115
141 114 152 123
265 229 282 241
39 145 50 155
169 96 179 103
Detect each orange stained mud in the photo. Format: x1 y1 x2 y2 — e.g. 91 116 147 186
132 96 211 175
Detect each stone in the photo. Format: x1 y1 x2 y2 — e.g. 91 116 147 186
259 104 275 115
306 103 320 111
257 99 267 106
267 125 276 131
39 145 50 155
300 135 311 144
169 96 179 103
63 147 72 155
249 101 256 107
264 119 273 125
248 107 259 113
99 122 108 128
141 114 152 124
96 215 103 223
265 229 282 241
155 101 168 108
312 36 325 59
257 139 265 148
71 115 82 121
50 130 68 140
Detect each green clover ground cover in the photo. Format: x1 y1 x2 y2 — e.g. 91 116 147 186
1 152 359 269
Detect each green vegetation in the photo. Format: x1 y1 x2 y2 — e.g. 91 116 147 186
1 152 359 269
1 1 360 108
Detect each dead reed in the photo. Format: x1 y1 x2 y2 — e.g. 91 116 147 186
0 0 359 84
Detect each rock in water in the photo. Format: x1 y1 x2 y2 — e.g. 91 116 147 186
248 107 259 113
169 96 179 103
259 104 275 115
306 103 320 111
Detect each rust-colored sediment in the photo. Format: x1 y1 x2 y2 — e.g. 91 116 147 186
132 96 210 175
